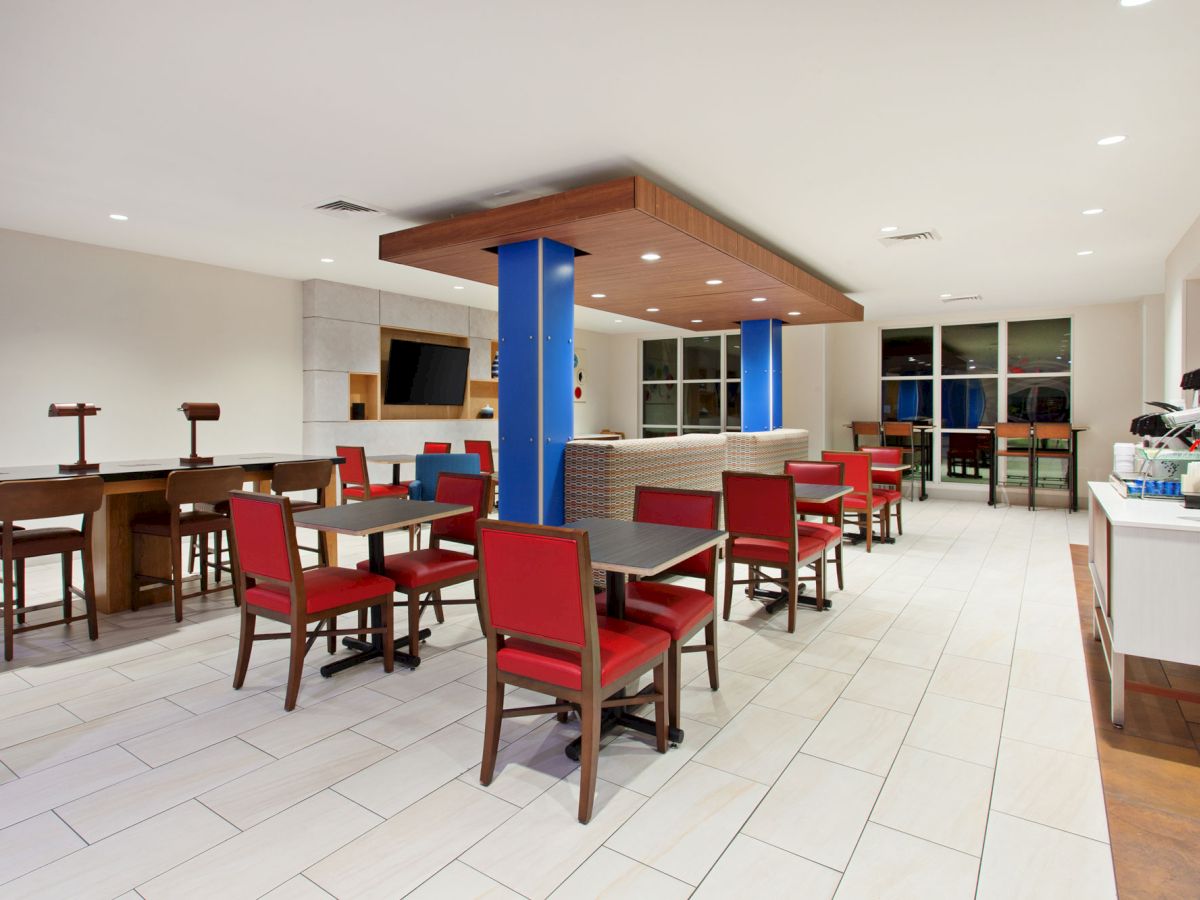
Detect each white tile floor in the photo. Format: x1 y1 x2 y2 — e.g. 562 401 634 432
0 499 1117 898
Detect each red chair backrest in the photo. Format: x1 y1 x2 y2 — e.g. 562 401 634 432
424 442 451 454
336 446 368 488
464 440 495 474
228 492 298 585
822 450 872 496
478 522 591 648
862 446 902 488
634 486 720 580
722 471 796 540
785 460 844 517
431 473 490 546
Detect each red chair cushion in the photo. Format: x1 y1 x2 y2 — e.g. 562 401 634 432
843 494 886 511
795 499 840 518
342 483 411 501
246 567 394 615
357 548 477 590
730 535 826 565
496 616 669 690
795 521 842 549
873 471 903 487
875 488 903 503
592 582 713 642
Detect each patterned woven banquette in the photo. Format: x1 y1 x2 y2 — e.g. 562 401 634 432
725 429 810 476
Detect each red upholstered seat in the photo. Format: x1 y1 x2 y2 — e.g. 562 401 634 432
874 487 903 504
731 535 826 564
843 494 886 511
497 616 669 690
357 548 477 589
592 581 713 642
795 521 843 549
341 483 411 501
245 566 394 615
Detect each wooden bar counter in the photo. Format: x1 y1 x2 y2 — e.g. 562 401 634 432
0 453 340 613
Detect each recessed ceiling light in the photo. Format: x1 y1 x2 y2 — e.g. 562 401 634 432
452 284 465 290
788 311 801 316
1082 208 1105 216
320 257 334 263
1097 135 1126 146
751 297 767 303
1077 250 1095 256
691 319 703 324
109 213 128 221
939 293 953 299
590 293 606 299
880 226 899 233
646 307 660 313
640 252 661 262
1119 0 1152 7
705 279 723 286
614 319 623 324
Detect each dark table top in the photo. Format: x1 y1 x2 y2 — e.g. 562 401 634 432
794 483 853 501
293 498 471 536
0 453 342 485
569 517 726 577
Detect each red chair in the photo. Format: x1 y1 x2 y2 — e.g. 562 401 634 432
784 460 846 591
464 440 495 475
423 442 451 454
722 471 828 630
599 486 720 731
336 446 410 502
863 446 904 537
477 520 669 824
227 491 395 710
357 473 492 661
822 451 888 551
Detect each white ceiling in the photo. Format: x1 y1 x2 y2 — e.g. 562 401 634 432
2 0 1198 334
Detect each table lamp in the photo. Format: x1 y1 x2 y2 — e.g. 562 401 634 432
179 402 220 465
48 403 101 472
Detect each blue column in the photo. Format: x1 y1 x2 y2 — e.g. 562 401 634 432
741 318 784 432
497 238 575 525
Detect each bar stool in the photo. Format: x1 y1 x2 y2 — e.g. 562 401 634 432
0 477 104 661
995 423 1034 510
851 421 881 449
271 459 333 566
1032 423 1074 511
882 421 923 499
131 466 246 622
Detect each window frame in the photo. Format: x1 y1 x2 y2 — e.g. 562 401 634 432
639 333 742 437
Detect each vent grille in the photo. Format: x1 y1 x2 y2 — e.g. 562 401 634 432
313 198 386 219
879 229 942 247
940 294 982 304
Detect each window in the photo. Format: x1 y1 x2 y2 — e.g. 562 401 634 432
640 334 741 436
1007 318 1071 422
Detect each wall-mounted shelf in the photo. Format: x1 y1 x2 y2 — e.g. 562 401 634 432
348 372 380 420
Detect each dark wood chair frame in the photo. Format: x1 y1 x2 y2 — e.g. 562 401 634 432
785 459 846 591
338 445 421 550
822 450 889 552
995 423 1034 511
271 459 333 567
476 519 668 824
227 491 395 710
851 420 882 449
721 471 827 631
0 476 104 661
1032 422 1075 512
132 466 246 622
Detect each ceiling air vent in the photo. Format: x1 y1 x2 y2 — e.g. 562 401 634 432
312 198 386 220
940 294 982 304
878 229 942 247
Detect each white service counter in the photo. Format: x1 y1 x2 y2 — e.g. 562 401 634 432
1088 481 1200 725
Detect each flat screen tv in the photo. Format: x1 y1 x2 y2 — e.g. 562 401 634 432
383 339 470 405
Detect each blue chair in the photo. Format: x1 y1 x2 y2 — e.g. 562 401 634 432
407 453 481 501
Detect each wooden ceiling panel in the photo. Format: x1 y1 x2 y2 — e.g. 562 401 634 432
379 177 862 330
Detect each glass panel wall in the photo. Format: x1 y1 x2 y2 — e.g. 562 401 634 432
881 327 934 376
640 334 742 436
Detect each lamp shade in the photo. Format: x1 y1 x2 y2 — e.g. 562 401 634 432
179 402 220 422
48 403 100 417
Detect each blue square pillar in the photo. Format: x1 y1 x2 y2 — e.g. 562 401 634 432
741 318 784 432
497 238 575 524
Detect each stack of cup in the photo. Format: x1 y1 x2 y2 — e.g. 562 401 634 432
1182 462 1200 495
1113 442 1137 476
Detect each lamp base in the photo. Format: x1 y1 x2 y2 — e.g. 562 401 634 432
180 455 214 466
59 461 99 473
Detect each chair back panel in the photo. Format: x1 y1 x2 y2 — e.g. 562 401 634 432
228 492 296 584
822 451 872 495
863 446 902 465
479 523 588 647
1034 423 1071 441
784 460 841 486
882 421 914 438
271 459 332 495
336 446 368 487
165 467 246 506
424 442 452 454
464 440 495 474
722 471 796 540
633 486 720 579
852 421 881 437
432 473 490 545
0 476 104 522
996 423 1031 440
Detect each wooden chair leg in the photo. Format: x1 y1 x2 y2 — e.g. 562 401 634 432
14 560 25 625
578 695 601 824
667 642 682 731
653 661 668 752
357 608 367 643
786 563 798 633
432 588 445 624
896 500 903 536
865 512 873 553
705 619 719 690
835 540 844 591
187 534 197 574
817 556 826 612
232 610 255 688
61 551 72 619
722 554 734 621
3 559 14 662
82 541 98 641
381 598 395 673
480 675 504 785
214 530 224 584
170 535 184 623
199 532 209 594
408 592 421 660
283 622 307 711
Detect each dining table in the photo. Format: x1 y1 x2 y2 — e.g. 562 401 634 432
293 498 471 676
564 516 726 758
367 453 416 486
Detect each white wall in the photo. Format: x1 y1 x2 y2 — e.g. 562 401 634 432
0 228 302 465
782 324 827 456
1165 212 1200 399
572 328 623 435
